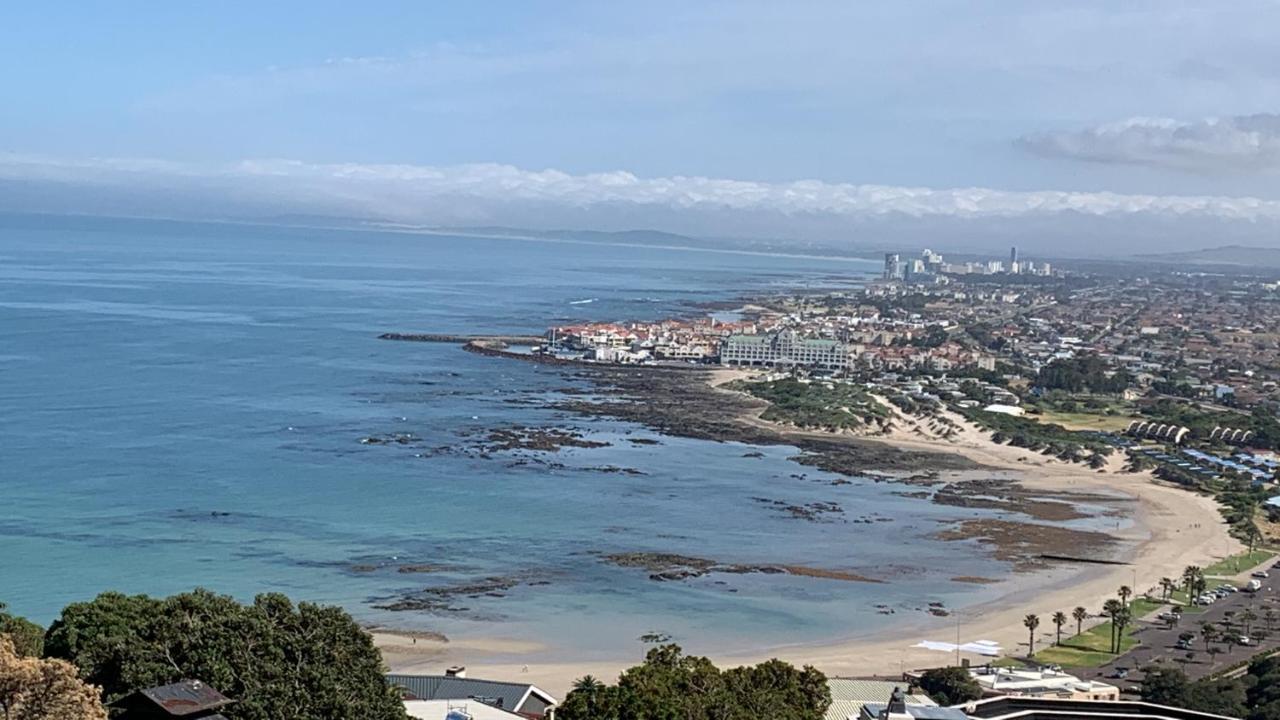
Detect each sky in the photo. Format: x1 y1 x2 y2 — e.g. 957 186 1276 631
4 1 1280 256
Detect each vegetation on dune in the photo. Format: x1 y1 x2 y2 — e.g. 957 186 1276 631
731 378 891 432
956 406 1115 464
557 644 830 720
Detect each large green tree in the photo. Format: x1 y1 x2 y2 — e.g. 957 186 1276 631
557 644 829 720
0 603 43 658
43 589 405 720
916 666 981 706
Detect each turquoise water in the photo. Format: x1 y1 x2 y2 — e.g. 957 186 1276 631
1 216 1063 659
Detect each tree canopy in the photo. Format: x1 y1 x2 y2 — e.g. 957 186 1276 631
0 635 107 720
557 644 830 720
916 666 982 706
0 604 43 658
42 589 406 720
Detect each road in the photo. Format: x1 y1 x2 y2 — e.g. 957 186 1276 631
1078 564 1280 692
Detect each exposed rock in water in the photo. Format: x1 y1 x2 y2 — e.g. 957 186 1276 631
933 519 1117 572
751 497 844 522
476 426 611 452
601 552 882 584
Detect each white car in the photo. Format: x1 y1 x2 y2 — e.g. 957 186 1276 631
1252 571 1269 579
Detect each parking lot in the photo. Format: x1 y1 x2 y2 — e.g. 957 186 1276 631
1079 563 1280 690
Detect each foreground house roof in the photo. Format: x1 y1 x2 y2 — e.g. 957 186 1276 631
959 696 1238 720
111 679 233 718
386 674 556 716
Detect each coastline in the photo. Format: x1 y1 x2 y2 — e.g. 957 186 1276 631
374 351 1242 696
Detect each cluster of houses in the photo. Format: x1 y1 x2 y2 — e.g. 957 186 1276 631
546 318 997 374
115 661 1240 720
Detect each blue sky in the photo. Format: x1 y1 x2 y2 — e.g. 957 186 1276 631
4 2 1280 254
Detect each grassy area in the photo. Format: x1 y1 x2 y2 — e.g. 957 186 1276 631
1032 599 1162 668
1031 409 1138 432
1167 589 1206 613
1202 549 1276 577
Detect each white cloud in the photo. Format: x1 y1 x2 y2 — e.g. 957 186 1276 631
1020 114 1280 172
5 154 1280 225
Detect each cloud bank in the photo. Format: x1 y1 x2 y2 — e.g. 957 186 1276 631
4 154 1280 256
1020 114 1280 172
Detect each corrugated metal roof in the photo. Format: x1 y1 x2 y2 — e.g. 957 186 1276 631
386 674 554 713
135 680 233 717
825 680 935 720
862 702 969 720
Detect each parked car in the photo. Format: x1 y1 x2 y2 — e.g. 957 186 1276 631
1175 639 1193 650
1109 668 1130 679
1240 636 1253 646
1252 570 1269 579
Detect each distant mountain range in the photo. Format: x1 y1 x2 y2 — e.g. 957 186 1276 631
1137 245 1280 268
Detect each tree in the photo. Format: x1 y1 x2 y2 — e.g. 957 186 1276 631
1201 623 1219 653
1024 614 1041 655
1072 606 1088 636
1051 612 1067 646
0 604 42 659
1182 565 1202 594
43 590 407 720
1118 585 1133 608
1159 577 1176 601
1102 599 1124 654
557 645 830 720
0 636 107 720
567 675 607 719
1112 606 1133 654
1240 609 1258 636
916 666 982 706
1141 665 1246 717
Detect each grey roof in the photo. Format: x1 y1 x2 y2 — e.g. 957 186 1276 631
862 703 969 720
386 674 554 713
826 680 935 720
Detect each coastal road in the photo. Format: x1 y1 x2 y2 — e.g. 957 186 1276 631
1079 569 1280 691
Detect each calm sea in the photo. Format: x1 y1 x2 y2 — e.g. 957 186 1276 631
0 216 1075 659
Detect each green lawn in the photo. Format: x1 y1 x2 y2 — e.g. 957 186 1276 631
1031 410 1139 432
1203 550 1276 578
1032 599 1162 668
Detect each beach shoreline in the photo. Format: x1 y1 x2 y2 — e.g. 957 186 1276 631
376 362 1242 697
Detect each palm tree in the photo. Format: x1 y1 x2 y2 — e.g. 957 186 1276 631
1118 585 1133 608
1112 606 1133 654
1052 611 1068 646
1241 609 1258 636
572 674 605 716
1182 565 1202 594
1200 622 1218 653
1102 599 1123 654
1169 605 1183 628
1024 614 1041 655
1073 606 1089 636
1159 577 1176 601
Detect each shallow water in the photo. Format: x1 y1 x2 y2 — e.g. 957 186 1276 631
0 216 1101 658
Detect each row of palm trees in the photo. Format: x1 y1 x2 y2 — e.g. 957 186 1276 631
1023 584 1141 656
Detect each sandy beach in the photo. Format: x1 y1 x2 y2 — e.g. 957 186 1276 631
378 369 1242 696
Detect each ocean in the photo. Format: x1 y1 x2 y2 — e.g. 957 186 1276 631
0 216 1084 661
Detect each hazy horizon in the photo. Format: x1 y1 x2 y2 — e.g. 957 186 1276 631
5 2 1280 256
